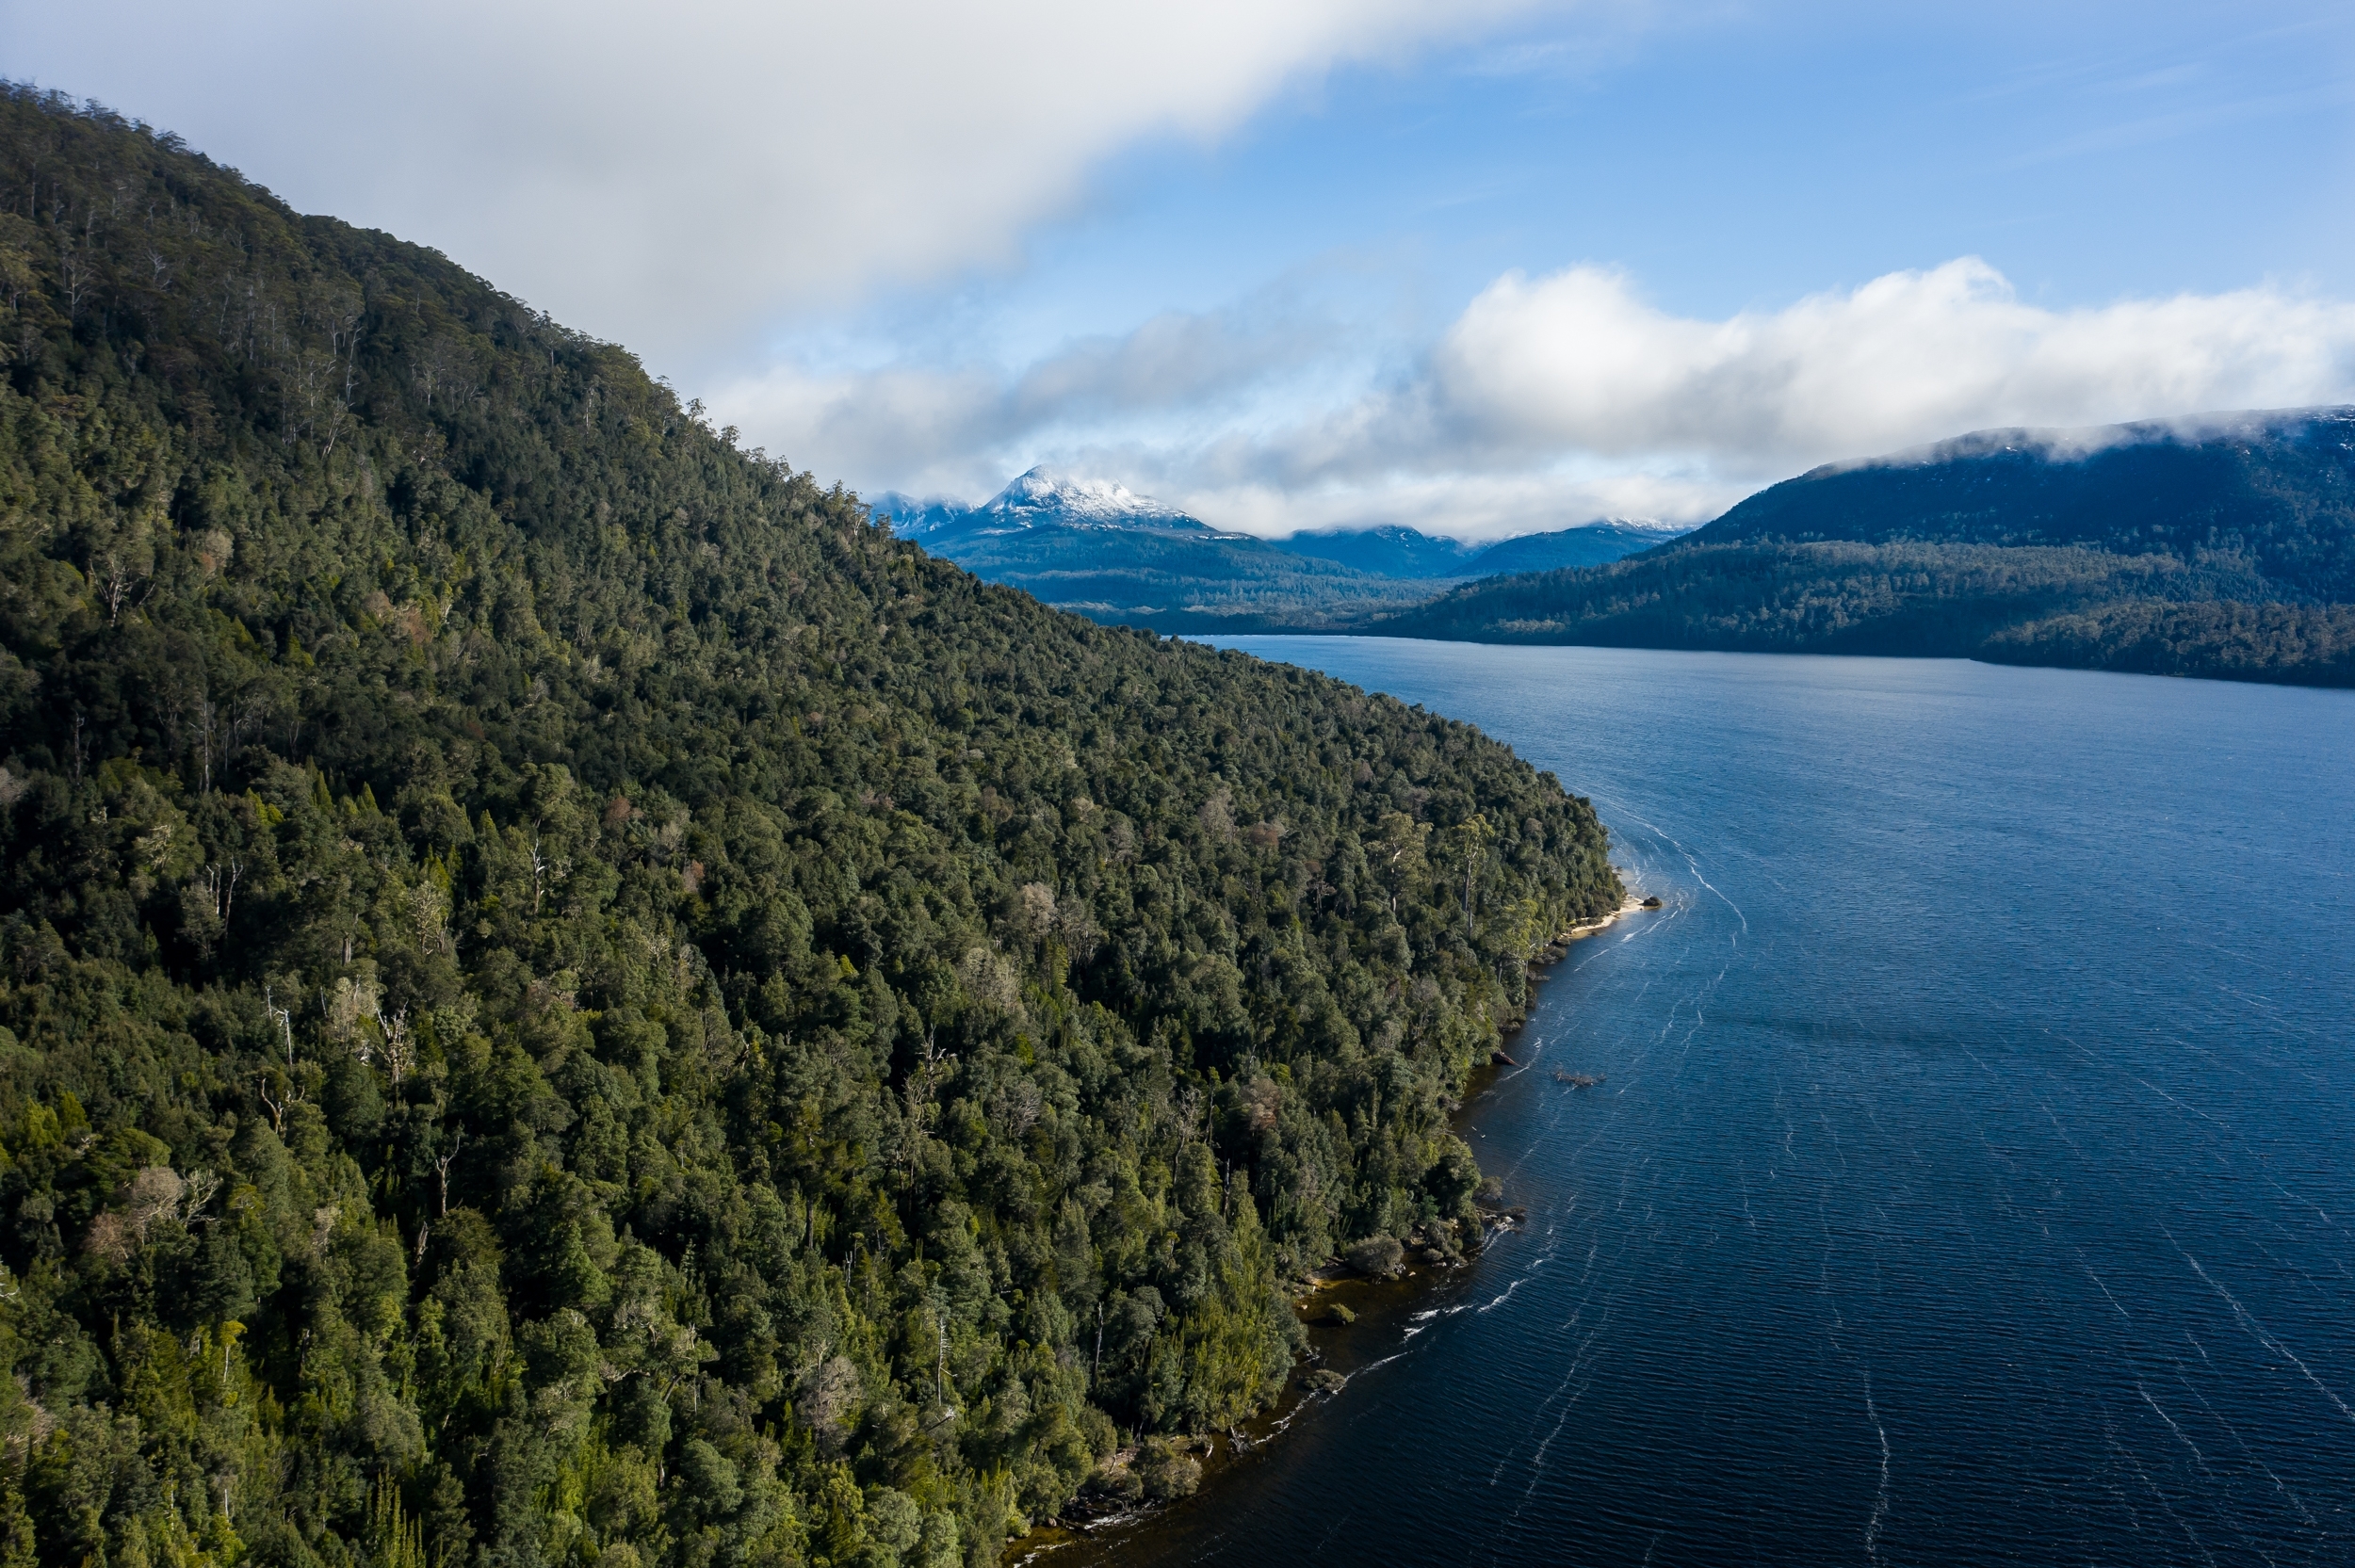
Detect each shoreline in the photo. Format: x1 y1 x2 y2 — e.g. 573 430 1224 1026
1557 877 1651 946
1005 880 1654 1564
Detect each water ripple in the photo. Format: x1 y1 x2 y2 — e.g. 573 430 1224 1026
1074 643 2355 1568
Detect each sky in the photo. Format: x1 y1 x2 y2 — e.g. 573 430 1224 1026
9 0 2355 538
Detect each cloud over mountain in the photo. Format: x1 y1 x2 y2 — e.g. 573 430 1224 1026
721 258 2355 539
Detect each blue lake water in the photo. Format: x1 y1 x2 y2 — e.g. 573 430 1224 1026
1068 641 2355 1568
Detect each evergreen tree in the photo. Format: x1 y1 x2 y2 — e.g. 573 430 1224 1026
0 87 1618 1567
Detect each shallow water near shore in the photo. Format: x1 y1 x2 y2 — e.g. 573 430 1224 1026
1047 641 2355 1568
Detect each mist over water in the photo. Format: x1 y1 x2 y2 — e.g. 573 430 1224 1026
1064 641 2355 1567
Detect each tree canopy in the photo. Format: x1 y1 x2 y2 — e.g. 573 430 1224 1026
0 87 1618 1568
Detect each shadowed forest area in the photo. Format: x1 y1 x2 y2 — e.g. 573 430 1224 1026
1376 418 2355 686
0 88 1619 1568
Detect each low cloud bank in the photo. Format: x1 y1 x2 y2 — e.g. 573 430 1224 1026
1425 259 2355 469
720 258 2355 540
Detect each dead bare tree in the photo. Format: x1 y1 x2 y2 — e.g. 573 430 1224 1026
325 301 364 454
179 1169 222 1224
98 553 143 625
57 228 86 318
372 1001 413 1086
898 1027 952 1224
198 859 241 925
433 1128 464 1217
264 982 298 1063
196 682 219 792
414 331 467 411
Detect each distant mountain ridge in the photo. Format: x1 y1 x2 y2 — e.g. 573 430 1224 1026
869 469 1691 629
872 468 1426 630
1459 521 1697 576
1281 520 1692 579
1372 408 2355 687
1278 525 1482 579
876 467 1227 542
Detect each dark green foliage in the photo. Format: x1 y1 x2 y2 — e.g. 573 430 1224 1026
1376 540 2355 685
1375 416 2355 686
1979 597 2355 684
0 87 1618 1568
1697 414 2355 599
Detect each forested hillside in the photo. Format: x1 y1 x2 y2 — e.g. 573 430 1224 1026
1696 413 2355 598
1375 415 2355 686
0 87 1619 1568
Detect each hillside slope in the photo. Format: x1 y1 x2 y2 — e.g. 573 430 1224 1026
1374 413 2355 686
0 89 1619 1568
1697 411 2355 598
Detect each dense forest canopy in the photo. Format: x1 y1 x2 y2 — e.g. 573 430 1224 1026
1372 415 2355 687
0 87 1619 1568
1696 413 2355 599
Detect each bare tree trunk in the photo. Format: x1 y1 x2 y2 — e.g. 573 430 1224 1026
434 1129 464 1217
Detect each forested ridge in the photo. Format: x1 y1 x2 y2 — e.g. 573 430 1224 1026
1376 415 2355 686
1701 413 2355 590
0 87 1620 1568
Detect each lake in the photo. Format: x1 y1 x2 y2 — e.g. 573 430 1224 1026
1059 641 2355 1567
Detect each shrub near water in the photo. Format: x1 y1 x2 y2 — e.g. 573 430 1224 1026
0 89 1618 1566
1343 1234 1405 1279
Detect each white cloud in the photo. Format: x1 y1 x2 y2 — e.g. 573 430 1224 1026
716 257 2355 539
714 299 1359 499
6 0 1549 366
1167 470 1732 540
1421 258 2355 470
717 348 1759 540
24 0 2338 542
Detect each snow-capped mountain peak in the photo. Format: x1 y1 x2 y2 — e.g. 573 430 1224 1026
869 467 1227 542
979 467 1205 530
